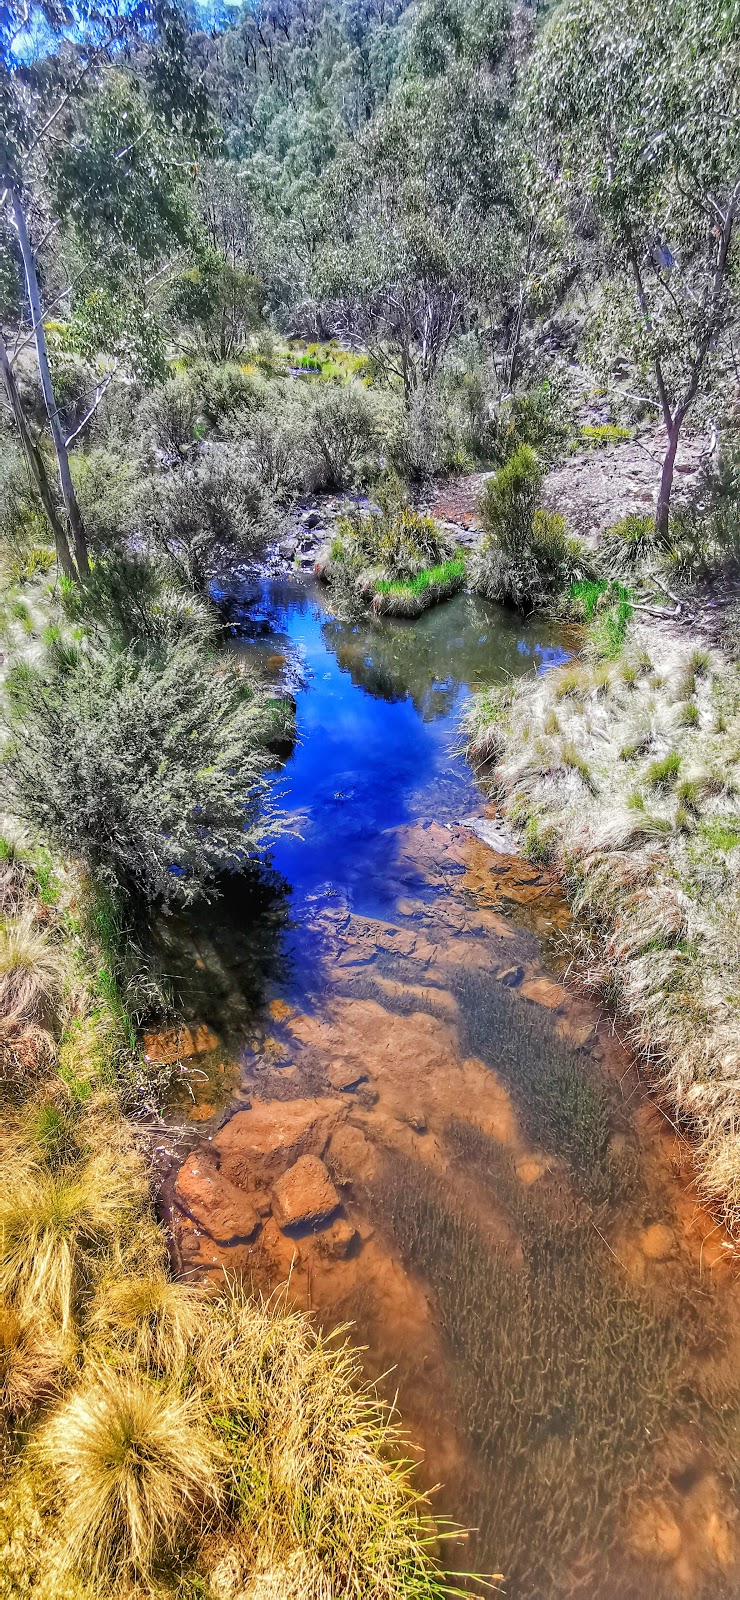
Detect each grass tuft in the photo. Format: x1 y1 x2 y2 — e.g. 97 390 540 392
40 1366 224 1584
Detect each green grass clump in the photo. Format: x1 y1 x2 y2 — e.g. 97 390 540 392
580 423 631 447
699 818 740 852
561 741 597 792
646 751 682 789
374 557 465 597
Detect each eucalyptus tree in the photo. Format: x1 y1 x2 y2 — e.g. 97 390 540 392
313 0 518 397
0 0 209 579
527 0 740 535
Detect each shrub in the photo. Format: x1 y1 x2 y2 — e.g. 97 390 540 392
61 552 217 651
189 362 262 430
0 452 54 582
488 375 575 467
580 423 631 447
332 476 448 595
69 448 139 552
304 381 377 490
134 447 273 587
138 376 199 459
475 446 585 611
40 1367 223 1584
3 631 288 910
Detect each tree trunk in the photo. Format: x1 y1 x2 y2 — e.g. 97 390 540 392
11 188 90 577
656 420 681 542
0 326 77 579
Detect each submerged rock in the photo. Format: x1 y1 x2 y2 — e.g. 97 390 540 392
175 1153 260 1243
271 1154 341 1231
213 1096 347 1187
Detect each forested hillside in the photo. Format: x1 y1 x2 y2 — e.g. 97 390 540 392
1 0 739 1593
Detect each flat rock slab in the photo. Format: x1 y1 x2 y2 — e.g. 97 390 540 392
144 1023 218 1064
460 814 519 855
175 1153 260 1243
213 1097 347 1189
271 1154 341 1232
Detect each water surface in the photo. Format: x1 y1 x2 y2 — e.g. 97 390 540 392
162 576 740 1600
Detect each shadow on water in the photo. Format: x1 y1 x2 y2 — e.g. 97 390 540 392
157 573 740 1600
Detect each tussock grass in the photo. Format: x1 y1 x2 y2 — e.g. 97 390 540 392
463 624 740 1229
0 911 65 1035
0 1147 147 1331
89 1273 207 1373
40 1366 224 1585
197 1285 448 1600
0 1302 62 1421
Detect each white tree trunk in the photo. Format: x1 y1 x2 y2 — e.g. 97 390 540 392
11 188 89 577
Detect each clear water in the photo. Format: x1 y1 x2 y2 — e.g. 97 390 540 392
164 575 740 1600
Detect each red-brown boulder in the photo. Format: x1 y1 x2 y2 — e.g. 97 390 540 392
271 1155 341 1232
175 1153 260 1243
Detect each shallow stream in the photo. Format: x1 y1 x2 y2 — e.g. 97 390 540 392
157 576 740 1599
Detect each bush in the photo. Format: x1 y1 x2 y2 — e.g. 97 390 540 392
3 630 289 910
475 445 585 611
332 474 448 590
488 375 575 467
304 381 377 490
189 361 262 430
137 376 199 460
69 447 139 552
134 446 273 587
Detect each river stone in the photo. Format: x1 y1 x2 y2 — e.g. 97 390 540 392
271 1155 340 1231
640 1223 678 1261
175 1153 260 1243
213 1097 347 1189
460 814 519 855
317 1217 358 1259
143 1023 218 1063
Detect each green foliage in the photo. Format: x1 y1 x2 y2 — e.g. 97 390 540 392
569 580 633 658
0 452 54 583
646 752 682 790
166 253 261 361
334 474 447 586
3 624 288 912
476 445 585 611
599 514 661 574
580 423 630 448
489 377 575 467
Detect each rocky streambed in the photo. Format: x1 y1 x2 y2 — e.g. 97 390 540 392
151 574 740 1599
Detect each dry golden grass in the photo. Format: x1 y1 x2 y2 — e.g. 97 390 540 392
195 1285 447 1600
88 1272 208 1374
39 1365 224 1586
465 626 740 1231
0 1301 62 1420
0 911 65 1035
0 1146 147 1331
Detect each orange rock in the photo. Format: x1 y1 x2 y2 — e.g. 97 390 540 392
519 977 566 1009
213 1097 347 1189
175 1153 260 1243
640 1223 678 1261
143 1023 218 1064
189 1103 216 1122
271 1155 341 1231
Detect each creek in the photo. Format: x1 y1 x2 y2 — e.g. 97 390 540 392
156 575 740 1600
